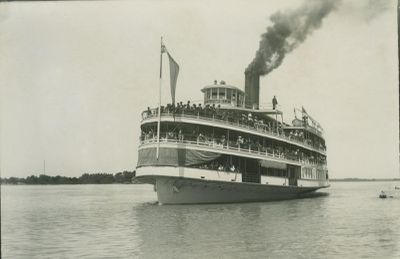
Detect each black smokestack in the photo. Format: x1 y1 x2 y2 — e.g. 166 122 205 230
245 71 260 109
246 0 339 76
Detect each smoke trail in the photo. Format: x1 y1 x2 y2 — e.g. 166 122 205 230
247 0 340 75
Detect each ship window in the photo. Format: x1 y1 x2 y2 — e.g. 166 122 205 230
207 89 212 100
212 88 218 99
238 93 243 106
219 88 226 99
227 89 232 100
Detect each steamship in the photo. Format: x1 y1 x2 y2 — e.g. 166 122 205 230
134 73 329 204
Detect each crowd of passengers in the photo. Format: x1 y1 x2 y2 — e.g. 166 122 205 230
197 161 239 173
146 101 222 119
141 129 326 166
144 102 326 151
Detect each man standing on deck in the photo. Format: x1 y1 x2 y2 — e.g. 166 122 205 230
272 95 278 110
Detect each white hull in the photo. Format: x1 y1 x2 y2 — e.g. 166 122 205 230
135 175 326 204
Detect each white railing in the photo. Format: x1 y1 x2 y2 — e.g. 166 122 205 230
141 111 326 154
139 137 327 169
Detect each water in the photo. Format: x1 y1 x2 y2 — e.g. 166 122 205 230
1 182 399 259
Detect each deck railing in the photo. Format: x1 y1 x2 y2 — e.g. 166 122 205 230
139 136 327 169
141 111 326 154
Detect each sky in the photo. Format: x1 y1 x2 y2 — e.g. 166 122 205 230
0 0 398 179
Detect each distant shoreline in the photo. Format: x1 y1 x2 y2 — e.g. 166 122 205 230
0 171 136 185
1 173 399 185
330 178 400 182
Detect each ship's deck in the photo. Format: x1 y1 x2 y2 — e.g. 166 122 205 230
141 112 326 155
138 138 327 169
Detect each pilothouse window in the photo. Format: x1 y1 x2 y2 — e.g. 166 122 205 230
219 88 226 99
227 89 232 100
212 89 218 99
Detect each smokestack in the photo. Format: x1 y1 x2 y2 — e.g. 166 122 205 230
245 70 260 109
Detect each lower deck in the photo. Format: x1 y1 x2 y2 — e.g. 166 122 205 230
135 165 330 188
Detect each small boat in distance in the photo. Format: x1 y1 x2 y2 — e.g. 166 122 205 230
379 191 387 199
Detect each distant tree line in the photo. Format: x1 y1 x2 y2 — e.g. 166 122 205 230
0 171 136 185
330 178 400 182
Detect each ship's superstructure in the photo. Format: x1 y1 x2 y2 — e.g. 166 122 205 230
134 74 329 204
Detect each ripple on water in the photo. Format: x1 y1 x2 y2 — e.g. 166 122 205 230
1 182 400 258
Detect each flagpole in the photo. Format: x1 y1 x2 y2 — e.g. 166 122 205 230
156 37 163 159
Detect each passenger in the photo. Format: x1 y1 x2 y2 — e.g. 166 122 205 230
272 96 278 110
178 129 184 142
237 136 244 145
198 133 205 142
218 135 226 146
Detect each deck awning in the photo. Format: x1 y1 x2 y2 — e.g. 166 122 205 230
137 147 221 167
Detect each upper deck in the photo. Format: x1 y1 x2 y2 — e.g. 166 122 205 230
141 108 326 155
141 80 326 155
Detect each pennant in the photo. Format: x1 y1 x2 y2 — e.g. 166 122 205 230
167 52 179 106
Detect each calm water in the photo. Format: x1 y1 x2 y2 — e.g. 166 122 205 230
1 182 400 258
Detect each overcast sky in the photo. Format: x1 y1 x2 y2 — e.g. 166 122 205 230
0 0 398 179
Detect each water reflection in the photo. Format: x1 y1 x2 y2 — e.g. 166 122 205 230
132 193 330 258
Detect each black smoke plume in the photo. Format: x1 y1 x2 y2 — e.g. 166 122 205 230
247 0 340 75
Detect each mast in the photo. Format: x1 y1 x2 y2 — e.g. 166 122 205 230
156 37 163 159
